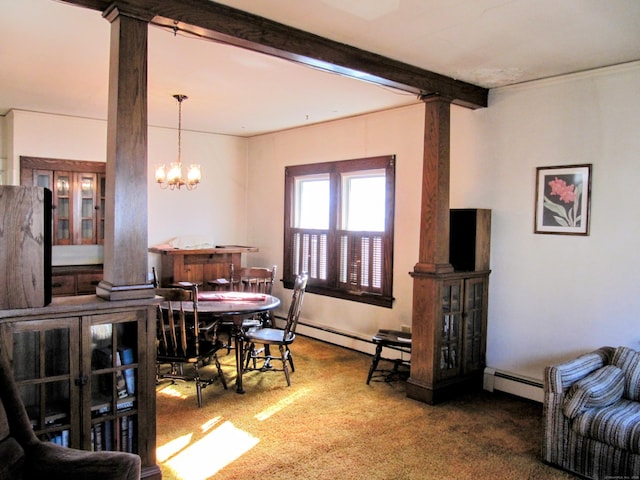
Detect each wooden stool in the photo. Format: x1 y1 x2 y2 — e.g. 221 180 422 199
366 329 412 384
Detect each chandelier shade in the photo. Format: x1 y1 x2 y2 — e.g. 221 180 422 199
156 94 201 190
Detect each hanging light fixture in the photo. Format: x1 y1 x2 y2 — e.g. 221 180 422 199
155 94 201 190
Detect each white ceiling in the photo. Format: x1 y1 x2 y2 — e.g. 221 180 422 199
1 0 639 137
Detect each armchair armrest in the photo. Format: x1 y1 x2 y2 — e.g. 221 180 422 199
25 442 141 480
542 346 614 465
545 347 613 395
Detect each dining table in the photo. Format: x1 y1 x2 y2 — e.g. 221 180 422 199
193 291 281 394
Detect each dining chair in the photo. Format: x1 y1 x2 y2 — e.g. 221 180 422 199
210 265 277 355
156 284 227 407
206 263 238 291
236 265 277 326
242 273 308 387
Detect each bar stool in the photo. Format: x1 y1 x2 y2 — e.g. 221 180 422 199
366 329 412 384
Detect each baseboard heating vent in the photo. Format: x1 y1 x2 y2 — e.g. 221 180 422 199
484 368 544 403
273 315 394 357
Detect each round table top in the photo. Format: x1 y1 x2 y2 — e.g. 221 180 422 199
195 292 281 315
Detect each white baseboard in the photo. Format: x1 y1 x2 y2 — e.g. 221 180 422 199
484 368 543 403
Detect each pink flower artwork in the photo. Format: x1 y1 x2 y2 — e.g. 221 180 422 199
543 175 583 227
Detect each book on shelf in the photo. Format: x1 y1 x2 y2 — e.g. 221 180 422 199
120 416 128 452
91 394 136 417
93 346 128 399
46 429 69 447
119 347 136 396
104 420 113 451
94 422 103 451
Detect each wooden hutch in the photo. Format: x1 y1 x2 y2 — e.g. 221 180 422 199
149 245 258 289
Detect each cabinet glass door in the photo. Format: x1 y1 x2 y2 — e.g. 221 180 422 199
33 169 53 190
78 173 97 244
98 174 106 244
11 320 80 447
439 280 463 379
463 278 486 373
33 169 54 244
88 314 138 453
54 171 72 245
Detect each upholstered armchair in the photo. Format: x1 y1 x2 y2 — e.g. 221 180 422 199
543 346 640 480
0 346 141 480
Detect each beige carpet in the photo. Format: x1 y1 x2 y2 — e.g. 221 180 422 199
155 335 577 480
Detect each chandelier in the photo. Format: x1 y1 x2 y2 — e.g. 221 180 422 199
155 94 201 190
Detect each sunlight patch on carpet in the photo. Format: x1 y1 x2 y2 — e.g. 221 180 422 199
158 385 189 400
157 433 193 462
162 421 259 480
254 387 312 421
200 415 223 433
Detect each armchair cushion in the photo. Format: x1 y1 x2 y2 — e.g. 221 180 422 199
572 398 640 453
24 442 140 480
612 346 640 401
562 365 625 419
0 437 25 480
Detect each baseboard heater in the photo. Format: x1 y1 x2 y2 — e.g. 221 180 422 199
276 315 542 403
484 368 544 403
273 315 395 358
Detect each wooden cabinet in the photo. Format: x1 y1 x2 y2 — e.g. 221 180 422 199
409 270 490 404
149 245 258 290
408 208 491 404
436 272 488 382
20 157 106 246
52 265 103 297
0 296 160 480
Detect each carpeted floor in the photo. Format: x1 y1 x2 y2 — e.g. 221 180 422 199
155 335 577 480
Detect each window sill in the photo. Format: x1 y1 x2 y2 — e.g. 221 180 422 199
283 280 393 308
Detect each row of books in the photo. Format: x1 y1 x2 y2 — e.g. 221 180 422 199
91 416 135 453
91 395 136 418
44 429 70 447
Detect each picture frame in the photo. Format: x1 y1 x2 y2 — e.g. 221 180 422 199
534 164 592 235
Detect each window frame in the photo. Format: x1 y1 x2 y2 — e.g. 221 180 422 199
283 155 395 308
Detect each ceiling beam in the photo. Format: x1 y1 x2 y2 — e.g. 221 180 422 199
61 0 488 109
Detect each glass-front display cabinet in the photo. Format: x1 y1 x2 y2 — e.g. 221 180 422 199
20 156 106 246
0 300 160 479
11 319 79 447
88 318 138 453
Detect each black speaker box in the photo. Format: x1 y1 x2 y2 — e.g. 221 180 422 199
449 209 491 272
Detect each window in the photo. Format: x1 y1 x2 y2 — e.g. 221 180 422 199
284 155 395 307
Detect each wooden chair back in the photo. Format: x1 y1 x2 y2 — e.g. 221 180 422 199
155 285 200 358
282 273 308 338
235 265 277 294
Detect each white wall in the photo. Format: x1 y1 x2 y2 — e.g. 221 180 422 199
463 62 640 384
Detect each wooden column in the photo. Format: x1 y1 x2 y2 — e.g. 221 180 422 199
97 5 155 301
414 97 454 274
407 96 454 403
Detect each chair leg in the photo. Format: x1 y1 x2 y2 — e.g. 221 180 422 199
280 345 291 386
366 344 383 384
213 354 228 390
244 342 258 370
194 365 204 408
286 346 295 373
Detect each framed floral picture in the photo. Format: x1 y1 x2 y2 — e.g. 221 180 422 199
534 164 592 235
